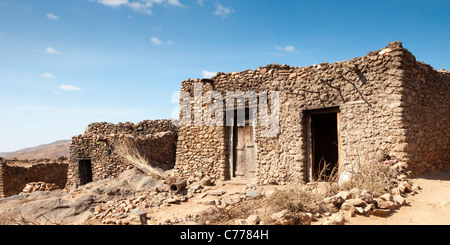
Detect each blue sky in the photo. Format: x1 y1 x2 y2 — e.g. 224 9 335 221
0 0 449 152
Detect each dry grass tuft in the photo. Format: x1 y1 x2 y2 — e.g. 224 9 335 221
115 140 163 180
265 188 332 214
339 160 397 196
197 199 263 225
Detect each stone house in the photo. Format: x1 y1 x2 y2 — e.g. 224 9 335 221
67 120 177 188
174 41 449 184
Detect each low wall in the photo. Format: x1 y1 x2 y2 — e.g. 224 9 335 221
0 158 69 198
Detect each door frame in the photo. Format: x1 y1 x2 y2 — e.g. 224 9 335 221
227 108 257 180
77 158 93 185
305 107 342 182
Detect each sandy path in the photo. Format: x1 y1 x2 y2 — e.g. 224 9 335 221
347 166 450 225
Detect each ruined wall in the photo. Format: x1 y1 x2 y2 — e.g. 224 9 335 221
175 42 430 184
67 120 177 188
399 55 450 175
0 158 68 198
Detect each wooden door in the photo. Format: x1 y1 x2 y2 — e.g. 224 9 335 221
234 125 256 179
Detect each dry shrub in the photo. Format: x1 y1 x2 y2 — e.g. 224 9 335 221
115 140 163 180
339 160 397 196
310 159 341 197
197 199 263 225
265 188 331 214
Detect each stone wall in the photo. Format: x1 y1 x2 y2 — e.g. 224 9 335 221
0 158 69 198
175 41 449 184
67 120 177 189
399 54 450 175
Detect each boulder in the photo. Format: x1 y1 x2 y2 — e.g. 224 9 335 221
343 198 367 207
128 208 147 225
393 195 407 206
324 195 345 206
298 212 313 225
360 190 374 203
372 209 391 217
234 219 247 225
196 199 216 205
348 188 361 199
103 186 121 196
271 210 299 225
263 189 276 198
199 177 213 186
208 190 226 196
375 198 398 210
398 181 412 193
246 190 261 197
337 191 352 200
321 213 345 225
379 193 393 201
246 215 260 225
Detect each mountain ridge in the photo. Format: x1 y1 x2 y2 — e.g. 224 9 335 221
0 140 71 159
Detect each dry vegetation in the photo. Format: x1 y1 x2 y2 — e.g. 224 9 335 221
265 188 332 214
338 160 397 196
196 198 265 225
115 140 163 180
196 156 401 225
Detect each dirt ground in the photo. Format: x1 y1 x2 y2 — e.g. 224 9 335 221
2 166 448 225
146 179 267 224
144 166 450 225
347 166 450 225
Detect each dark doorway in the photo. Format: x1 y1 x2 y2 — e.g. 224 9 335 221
307 108 340 181
78 159 93 185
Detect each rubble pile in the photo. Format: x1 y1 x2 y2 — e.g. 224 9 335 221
20 182 60 194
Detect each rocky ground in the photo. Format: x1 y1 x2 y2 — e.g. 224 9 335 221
0 163 448 226
347 166 450 225
0 167 270 225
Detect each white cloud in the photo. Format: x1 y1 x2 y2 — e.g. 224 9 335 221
167 40 173 45
95 0 185 15
128 1 153 14
46 13 60 20
59 84 81 92
275 45 296 53
196 0 205 6
214 3 234 18
202 70 217 79
98 0 129 7
39 73 56 79
150 37 162 46
284 45 296 52
45 47 62 55
166 0 185 7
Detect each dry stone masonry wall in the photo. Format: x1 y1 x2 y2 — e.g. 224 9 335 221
0 158 68 198
67 119 178 189
175 41 449 184
399 53 450 174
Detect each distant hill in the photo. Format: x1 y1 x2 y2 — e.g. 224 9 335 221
0 152 9 158
0 140 71 160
